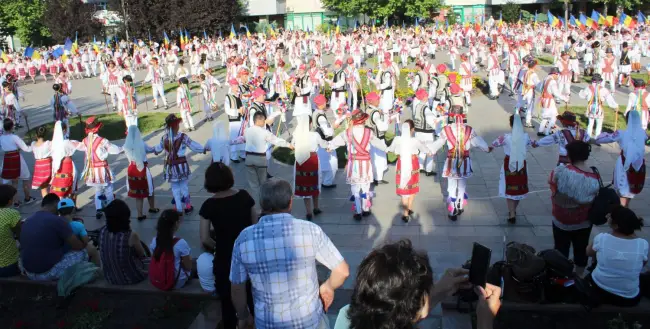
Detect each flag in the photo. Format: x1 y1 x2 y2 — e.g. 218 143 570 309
534 10 538 27
219 30 222 39
179 29 185 47
446 18 451 34
184 29 190 44
415 18 420 34
619 13 633 28
32 50 41 60
605 16 616 26
336 19 340 34
548 12 560 27
51 48 63 59
23 46 34 58
435 20 439 30
72 32 79 54
518 11 522 25
1 51 8 63
269 25 276 37
354 19 358 32
245 25 251 37
64 37 73 51
230 24 236 39
163 31 170 46
571 14 585 30
559 16 565 28
638 11 646 25
203 29 208 40
499 11 503 26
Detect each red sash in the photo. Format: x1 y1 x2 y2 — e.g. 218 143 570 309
603 58 615 73
621 153 646 194
127 161 150 198
84 136 108 168
348 128 371 161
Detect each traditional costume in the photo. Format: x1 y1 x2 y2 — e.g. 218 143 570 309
50 89 78 138
536 111 590 165
293 65 313 117
578 74 619 138
204 119 231 165
329 110 387 220
430 85 491 221
491 112 533 201
77 117 123 218
50 121 79 198
293 116 326 198
387 123 431 196
224 79 245 162
144 62 168 109
154 114 205 213
366 92 390 184
595 110 646 199
0 132 32 181
116 80 138 129
412 89 438 176
31 140 52 190
537 68 569 136
124 125 156 199
624 79 650 130
312 95 338 187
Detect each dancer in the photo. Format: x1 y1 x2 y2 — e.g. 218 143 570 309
50 122 80 200
387 120 433 223
578 74 619 138
30 127 53 197
204 119 231 165
176 77 195 131
365 91 390 185
412 89 439 176
224 78 245 162
429 89 492 221
144 57 169 110
312 94 339 188
50 83 78 138
116 75 138 131
123 125 159 220
535 111 590 165
594 110 646 207
624 79 650 130
77 117 123 219
537 68 569 136
491 112 535 224
329 110 387 221
292 115 327 220
154 114 205 215
0 119 36 206
101 61 122 110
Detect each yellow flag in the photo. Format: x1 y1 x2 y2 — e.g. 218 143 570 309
32 51 41 60
62 54 68 61
1 52 8 62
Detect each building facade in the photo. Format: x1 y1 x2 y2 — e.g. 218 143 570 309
445 0 552 23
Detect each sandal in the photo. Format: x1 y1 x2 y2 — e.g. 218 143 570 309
148 208 160 213
137 215 147 221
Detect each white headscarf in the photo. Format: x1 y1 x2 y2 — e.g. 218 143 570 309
623 110 646 171
294 115 311 165
398 122 413 189
123 125 146 171
509 111 526 172
51 121 65 173
209 119 230 163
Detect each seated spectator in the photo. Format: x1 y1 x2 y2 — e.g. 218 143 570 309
20 193 88 281
230 178 349 329
57 198 100 266
149 209 192 289
334 240 501 329
199 162 256 328
100 199 149 285
549 141 600 275
196 247 215 293
0 185 21 277
586 206 648 307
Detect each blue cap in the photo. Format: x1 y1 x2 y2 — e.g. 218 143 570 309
57 198 75 210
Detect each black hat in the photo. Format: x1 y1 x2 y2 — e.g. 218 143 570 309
591 41 600 48
633 78 646 88
592 73 603 83
548 67 560 75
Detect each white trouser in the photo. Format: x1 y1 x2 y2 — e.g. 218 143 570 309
522 93 534 124
94 183 114 211
464 91 472 106
171 179 190 212
108 86 119 107
351 183 371 214
167 65 176 79
152 84 167 106
346 87 358 110
587 117 603 138
203 100 213 118
371 145 387 181
450 57 456 70
400 54 408 66
83 64 91 77
447 178 467 215
124 114 138 128
601 79 616 93
558 81 571 96
488 75 500 97
90 62 97 76
181 110 194 129
415 132 436 173
318 147 338 186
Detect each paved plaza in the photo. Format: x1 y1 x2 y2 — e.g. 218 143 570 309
10 51 650 327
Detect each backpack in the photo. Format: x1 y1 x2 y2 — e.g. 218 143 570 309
587 167 620 225
149 237 181 291
502 242 548 303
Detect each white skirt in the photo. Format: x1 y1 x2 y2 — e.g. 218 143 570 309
498 165 527 200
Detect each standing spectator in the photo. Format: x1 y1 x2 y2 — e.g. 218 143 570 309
230 179 350 329
586 206 648 306
199 162 256 328
100 199 149 285
149 209 192 289
20 193 88 281
0 185 21 277
549 141 600 275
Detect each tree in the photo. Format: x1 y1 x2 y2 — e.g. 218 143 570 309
322 0 441 20
501 2 521 23
109 0 243 41
0 0 49 45
404 0 441 18
591 0 642 16
43 0 103 43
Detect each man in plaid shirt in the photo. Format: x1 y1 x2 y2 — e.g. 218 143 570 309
230 178 350 329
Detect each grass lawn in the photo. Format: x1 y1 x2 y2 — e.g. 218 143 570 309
582 72 649 84
135 66 227 94
558 105 626 133
272 128 397 169
25 112 172 142
536 55 554 66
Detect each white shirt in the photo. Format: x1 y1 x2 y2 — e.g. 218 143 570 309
197 252 215 292
592 233 648 298
31 141 52 160
0 134 31 152
149 237 192 289
242 125 289 153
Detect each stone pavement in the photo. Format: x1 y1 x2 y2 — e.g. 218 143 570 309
9 50 650 328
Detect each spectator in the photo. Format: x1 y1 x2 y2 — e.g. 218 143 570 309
196 246 215 293
334 240 502 329
586 206 648 306
230 178 350 329
200 162 256 328
100 199 149 285
549 141 600 275
0 185 21 277
149 209 192 289
20 193 88 281
333 240 470 329
57 198 100 266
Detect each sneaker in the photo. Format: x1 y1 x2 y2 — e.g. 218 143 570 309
96 211 103 219
362 211 371 217
23 197 36 205
402 215 411 223
184 206 194 214
306 214 313 221
353 214 362 221
313 208 323 216
13 202 20 208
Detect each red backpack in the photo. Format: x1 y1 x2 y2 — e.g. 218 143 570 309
149 237 181 291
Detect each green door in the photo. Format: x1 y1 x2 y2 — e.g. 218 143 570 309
453 7 464 24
